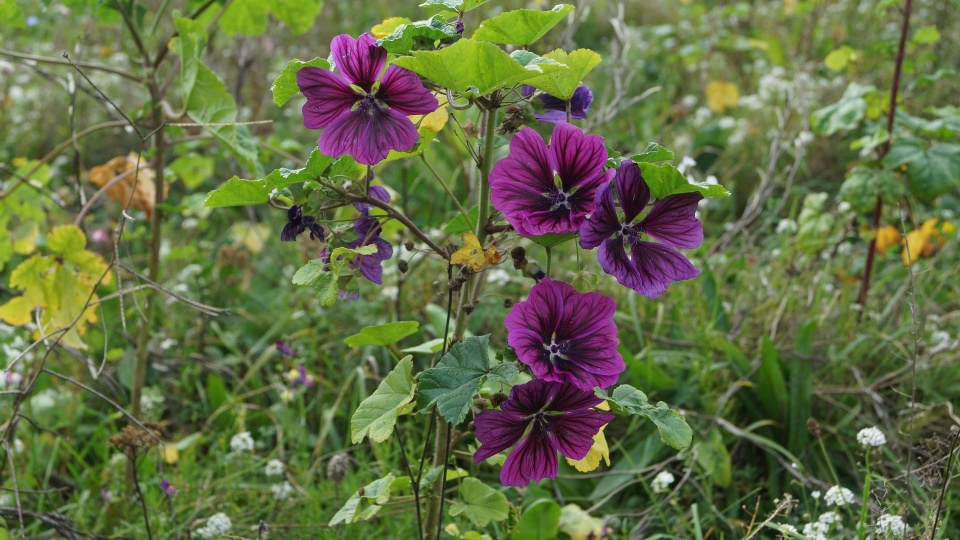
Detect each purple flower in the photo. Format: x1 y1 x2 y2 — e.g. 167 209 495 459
275 340 296 357
579 160 703 298
505 279 624 391
321 207 393 285
281 205 325 242
297 34 439 166
524 85 593 124
473 379 615 487
295 365 315 387
490 123 612 237
161 479 179 497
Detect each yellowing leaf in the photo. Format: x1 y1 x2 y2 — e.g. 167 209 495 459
566 401 610 472
875 225 900 254
559 504 609 540
824 46 860 72
88 153 163 218
941 221 955 234
450 232 501 272
410 94 449 134
783 0 796 14
902 218 941 266
372 17 412 39
705 81 739 113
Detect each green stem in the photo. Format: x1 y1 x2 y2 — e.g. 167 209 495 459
423 100 499 540
857 449 871 540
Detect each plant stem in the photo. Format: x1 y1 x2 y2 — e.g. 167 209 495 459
856 0 912 320
423 100 499 540
858 449 871 540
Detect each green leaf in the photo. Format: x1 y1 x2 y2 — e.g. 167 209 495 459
521 48 601 100
824 45 859 72
219 0 322 36
173 16 261 177
329 474 396 525
204 151 334 207
473 4 573 46
378 15 459 55
392 39 543 97
637 162 730 199
488 362 518 384
402 338 446 354
444 206 480 235
839 166 904 214
271 57 329 107
632 142 676 164
757 336 786 421
417 335 491 425
345 321 420 347
168 154 215 188
601 385 693 450
912 25 941 45
511 499 561 540
0 0 26 27
449 478 509 527
883 138 960 202
419 0 489 12
351 358 415 443
694 429 732 488
811 83 871 135
527 232 578 249
292 259 327 286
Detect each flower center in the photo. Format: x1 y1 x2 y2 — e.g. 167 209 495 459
543 339 568 364
356 94 380 117
547 188 572 211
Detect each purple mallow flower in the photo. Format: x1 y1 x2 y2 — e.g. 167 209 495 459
579 160 703 298
490 122 612 237
474 379 615 487
297 34 439 166
524 85 593 124
275 340 296 357
505 279 624 391
281 205 325 242
161 479 179 497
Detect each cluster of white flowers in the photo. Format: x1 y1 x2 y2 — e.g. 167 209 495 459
265 459 285 477
824 485 855 506
876 514 907 537
140 386 165 418
29 388 59 412
0 370 24 388
802 521 829 540
794 131 815 148
270 481 293 500
380 285 399 301
776 523 797 536
485 268 512 286
817 511 842 527
13 438 25 455
194 512 232 538
856 426 887 448
775 219 798 235
651 471 675 493
229 431 254 453
811 490 821 500
678 155 698 175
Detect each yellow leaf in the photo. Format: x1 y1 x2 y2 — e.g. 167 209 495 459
450 232 501 272
875 225 900 254
410 94 449 134
565 402 611 472
705 81 739 113
11 156 28 167
941 221 955 234
371 17 411 39
902 218 939 266
558 504 609 540
163 445 179 464
783 0 796 14
88 153 163 218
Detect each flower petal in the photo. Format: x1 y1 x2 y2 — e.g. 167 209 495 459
297 67 359 130
549 122 608 194
579 181 620 249
549 409 615 460
329 33 385 91
473 408 529 463
640 193 704 249
319 106 419 166
489 128 558 236
599 237 699 298
500 424 558 487
614 160 650 223
548 381 605 412
377 65 439 116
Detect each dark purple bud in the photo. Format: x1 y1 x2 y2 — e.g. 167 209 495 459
161 479 179 497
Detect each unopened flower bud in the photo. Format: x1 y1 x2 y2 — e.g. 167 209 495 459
398 259 409 273
449 275 466 292
327 452 349 483
490 391 508 408
474 397 489 410
404 240 415 251
503 298 514 308
463 304 475 315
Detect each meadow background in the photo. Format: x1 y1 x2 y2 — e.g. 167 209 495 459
1 0 958 538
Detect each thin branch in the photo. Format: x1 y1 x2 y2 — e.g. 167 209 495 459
0 47 142 82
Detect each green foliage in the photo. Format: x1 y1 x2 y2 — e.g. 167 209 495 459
417 335 511 425
0 160 51 271
168 154 215 188
839 166 904 214
637 162 731 199
632 142 676 164
204 150 350 207
344 321 420 347
350 357 415 444
0 0 25 27
523 49 602 100
172 17 262 177
219 0 323 36
419 0 489 12
291 245 378 307
882 137 960 202
796 193 836 251
599 385 693 450
811 83 872 135
330 474 396 525
511 499 561 540
271 57 330 107
448 478 510 527
527 232 577 249
444 206 480 234
472 5 573 47
694 429 732 488
378 15 459 54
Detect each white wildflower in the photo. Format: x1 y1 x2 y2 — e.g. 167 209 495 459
270 481 293 500
794 131 815 148
265 459 285 477
13 438 25 454
194 512 232 538
29 388 58 412
159 338 178 351
678 155 697 175
485 268 512 286
802 521 829 540
693 106 713 127
776 219 798 235
380 286 399 301
230 431 254 453
776 523 797 535
817 511 842 526
0 493 11 506
651 471 675 493
876 514 907 537
811 490 821 499
140 386 165 417
681 95 698 108
704 175 719 185
856 426 887 448
837 201 851 213
718 116 737 130
824 485 855 506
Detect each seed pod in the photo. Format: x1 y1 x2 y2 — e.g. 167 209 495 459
463 304 475 315
404 240 415 251
806 417 821 438
327 452 350 483
490 391 508 408
503 298 514 308
398 259 409 273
